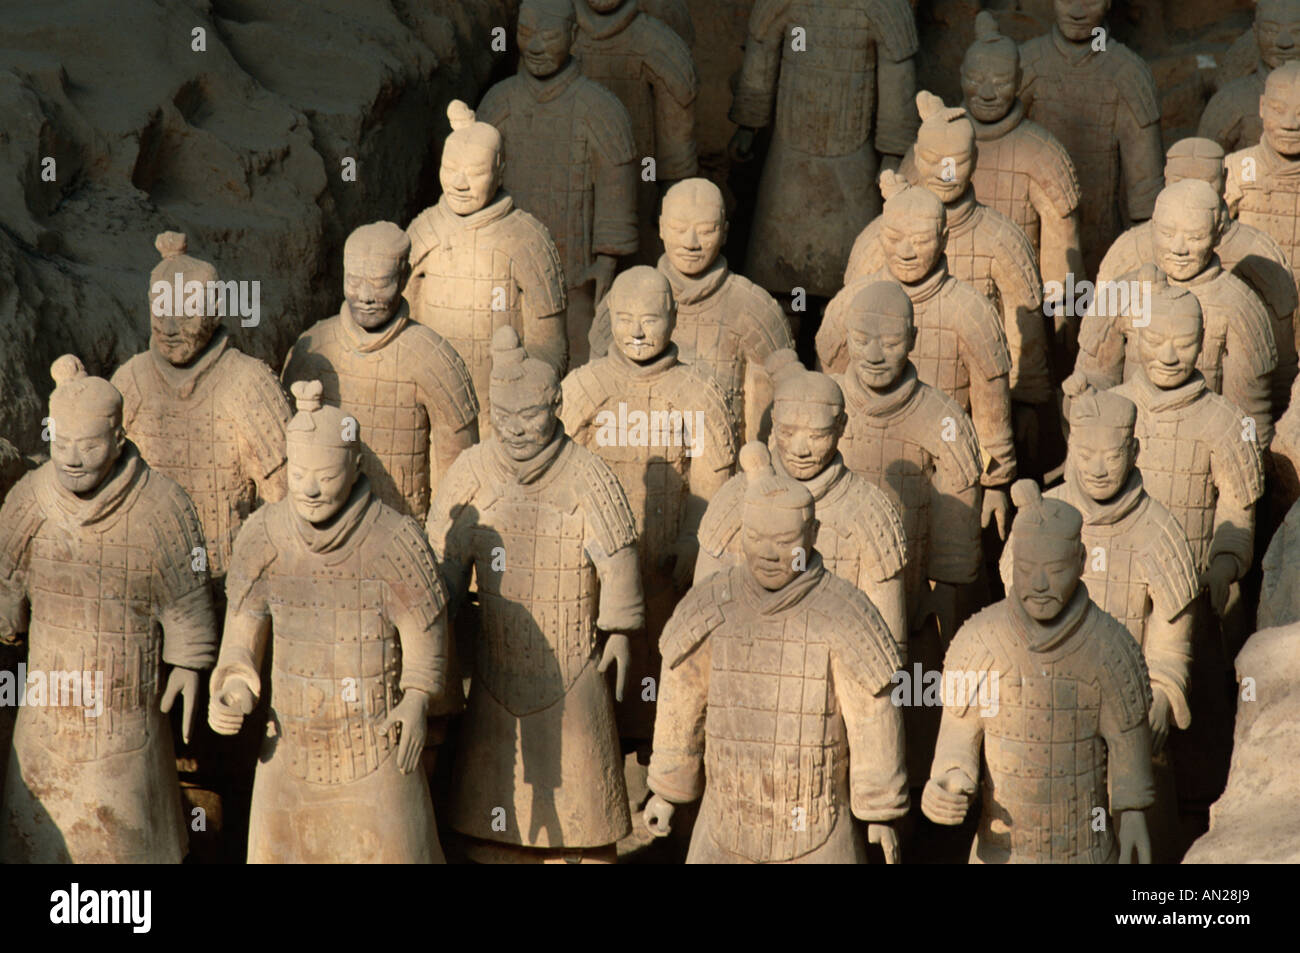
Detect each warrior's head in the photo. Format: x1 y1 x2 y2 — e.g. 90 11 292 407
343 222 409 331
962 11 1019 124
879 172 948 284
148 231 221 367
1135 266 1204 390
1054 0 1110 43
441 100 504 216
1163 137 1226 196
48 355 126 496
608 266 676 364
914 92 977 203
490 325 562 461
1257 0 1300 71
285 380 362 525
1062 373 1139 503
1152 179 1222 282
739 443 818 592
844 280 916 395
1008 479 1087 622
660 178 727 278
519 0 578 79
767 350 845 482
1261 61 1300 158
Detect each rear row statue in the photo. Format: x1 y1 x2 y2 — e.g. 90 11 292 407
1 358 216 863
428 327 646 863
406 101 567 433
926 480 1156 864
1199 0 1300 153
209 381 450 863
645 444 907 864
590 178 794 443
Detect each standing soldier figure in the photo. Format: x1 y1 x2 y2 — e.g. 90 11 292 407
0 357 216 863
644 444 908 864
1199 0 1300 153
428 327 645 863
406 101 567 434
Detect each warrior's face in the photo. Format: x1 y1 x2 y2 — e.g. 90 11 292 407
441 136 501 216
1069 425 1136 502
1257 0 1300 71
772 401 842 481
1054 0 1109 42
1261 72 1300 157
492 387 560 461
1013 534 1085 622
287 443 359 525
880 211 945 284
742 504 814 592
1152 200 1216 281
50 414 125 496
961 46 1018 124
518 1 576 79
1138 309 1203 389
848 308 914 393
660 193 726 277
610 289 674 363
150 285 218 367
343 252 406 330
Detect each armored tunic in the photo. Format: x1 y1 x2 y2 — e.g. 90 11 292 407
574 0 699 264
406 192 567 432
845 191 1051 405
112 329 290 580
932 589 1156 864
428 431 646 848
835 366 984 625
695 450 908 652
649 557 907 864
0 447 217 863
478 60 639 294
1019 26 1163 273
820 267 1017 487
282 302 479 524
1198 69 1266 154
1114 371 1265 576
213 478 449 863
640 0 694 45
731 0 919 295
589 255 794 442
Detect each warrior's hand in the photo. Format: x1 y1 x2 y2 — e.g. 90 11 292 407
982 486 1011 540
921 768 976 826
644 794 675 837
728 127 757 164
208 676 255 737
597 632 631 702
379 689 430 776
161 667 201 744
1148 690 1173 756
868 823 901 864
586 255 618 307
1117 809 1152 864
1201 554 1236 617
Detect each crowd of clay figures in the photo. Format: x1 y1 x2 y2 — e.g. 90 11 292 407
3 0 1300 866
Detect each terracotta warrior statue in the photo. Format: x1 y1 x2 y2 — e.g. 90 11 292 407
561 266 736 742
644 444 907 863
821 183 1016 535
1097 137 1299 419
1260 497 1300 629
478 0 639 365
924 479 1156 864
1000 378 1199 863
0 357 216 862
695 350 909 655
283 221 479 525
588 178 794 442
1078 186 1279 450
728 0 920 298
855 93 1052 446
208 382 450 863
1200 0 1300 154
427 326 645 863
958 11 1083 311
573 0 699 264
113 231 290 584
406 101 567 433
1018 0 1163 274
1110 274 1265 618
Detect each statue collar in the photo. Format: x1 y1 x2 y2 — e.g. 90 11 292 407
289 474 378 556
659 254 729 306
1168 255 1222 289
1007 581 1093 653
43 441 147 530
608 340 680 379
900 259 950 305
945 187 979 232
739 551 827 616
488 423 569 485
842 362 920 420
339 300 409 354
1131 368 1207 413
769 444 847 504
521 58 582 104
575 0 639 40
1063 466 1146 527
1258 136 1300 176
970 100 1026 141
438 191 514 233
148 327 230 399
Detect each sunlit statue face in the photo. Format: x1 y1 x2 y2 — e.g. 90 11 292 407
1257 0 1300 71
287 442 360 524
50 414 125 496
1012 534 1085 622
1054 0 1110 43
1138 309 1203 389
492 387 560 461
343 252 406 330
150 279 220 366
742 504 815 591
847 309 914 393
660 191 726 278
880 210 945 284
518 1 577 79
1152 199 1217 281
441 136 502 216
771 401 842 481
914 136 975 202
961 46 1018 124
610 291 675 363
1069 426 1137 502
1261 70 1300 158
